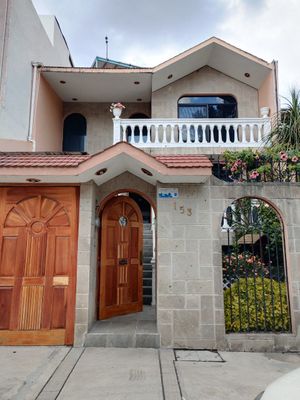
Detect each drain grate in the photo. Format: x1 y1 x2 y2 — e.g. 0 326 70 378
175 350 224 362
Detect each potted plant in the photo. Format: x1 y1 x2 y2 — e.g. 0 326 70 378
110 102 125 118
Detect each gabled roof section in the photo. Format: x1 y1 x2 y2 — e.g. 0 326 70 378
0 143 212 185
41 36 275 101
152 36 274 91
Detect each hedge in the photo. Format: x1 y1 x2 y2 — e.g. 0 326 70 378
224 277 290 332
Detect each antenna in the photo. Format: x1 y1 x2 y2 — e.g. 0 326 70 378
105 36 108 59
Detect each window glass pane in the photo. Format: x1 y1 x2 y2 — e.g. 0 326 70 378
178 96 237 118
178 105 207 118
178 96 236 105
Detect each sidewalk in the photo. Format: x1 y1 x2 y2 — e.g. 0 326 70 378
0 347 299 400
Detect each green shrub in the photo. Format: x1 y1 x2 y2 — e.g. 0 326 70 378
224 277 290 333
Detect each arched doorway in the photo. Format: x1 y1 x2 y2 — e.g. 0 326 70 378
221 197 291 333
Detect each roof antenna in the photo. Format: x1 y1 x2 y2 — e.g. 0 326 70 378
105 36 109 59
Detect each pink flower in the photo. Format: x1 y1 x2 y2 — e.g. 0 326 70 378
231 166 237 172
280 151 288 161
292 156 299 163
236 159 242 166
249 170 259 179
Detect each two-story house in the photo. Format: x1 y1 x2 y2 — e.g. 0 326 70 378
1 0 300 351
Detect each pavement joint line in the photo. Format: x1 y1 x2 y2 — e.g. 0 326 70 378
34 348 73 400
172 350 184 400
159 349 182 400
158 349 166 400
35 348 85 400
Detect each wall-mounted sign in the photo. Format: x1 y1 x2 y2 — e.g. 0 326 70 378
158 188 179 199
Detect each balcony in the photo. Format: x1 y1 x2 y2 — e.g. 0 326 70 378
113 118 271 149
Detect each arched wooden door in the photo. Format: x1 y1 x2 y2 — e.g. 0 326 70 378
0 187 78 345
99 196 143 319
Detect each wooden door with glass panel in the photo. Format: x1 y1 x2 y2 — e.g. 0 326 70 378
99 196 143 319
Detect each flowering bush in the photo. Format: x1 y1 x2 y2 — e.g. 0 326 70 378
223 252 269 286
224 277 290 332
109 102 126 112
223 148 300 182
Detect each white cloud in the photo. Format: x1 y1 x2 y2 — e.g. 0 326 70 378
217 0 300 97
32 0 299 96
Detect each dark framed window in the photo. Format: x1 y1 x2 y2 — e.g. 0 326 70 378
63 113 87 152
178 95 237 119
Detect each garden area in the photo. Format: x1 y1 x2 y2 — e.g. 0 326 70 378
222 198 290 333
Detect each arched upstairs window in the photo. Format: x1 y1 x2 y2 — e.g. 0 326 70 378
178 95 237 119
63 113 87 152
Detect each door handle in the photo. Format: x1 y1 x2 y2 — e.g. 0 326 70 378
119 258 128 265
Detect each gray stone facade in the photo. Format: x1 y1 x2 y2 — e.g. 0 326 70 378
75 175 300 351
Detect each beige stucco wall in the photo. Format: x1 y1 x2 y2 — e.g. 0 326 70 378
63 102 151 154
33 74 63 151
0 138 33 151
152 66 259 119
258 68 277 118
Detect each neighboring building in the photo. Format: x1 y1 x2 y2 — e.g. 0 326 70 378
0 1 300 351
0 0 72 151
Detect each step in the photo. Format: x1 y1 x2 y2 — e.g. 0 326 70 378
85 332 160 348
85 320 160 348
143 287 152 295
143 296 152 306
143 271 152 286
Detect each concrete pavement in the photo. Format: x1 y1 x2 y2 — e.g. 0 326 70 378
0 347 299 400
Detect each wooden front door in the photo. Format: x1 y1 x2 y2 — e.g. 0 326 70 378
0 187 78 345
99 196 143 319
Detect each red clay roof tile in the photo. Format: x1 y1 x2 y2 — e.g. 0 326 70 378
0 152 212 169
0 153 91 168
154 155 212 168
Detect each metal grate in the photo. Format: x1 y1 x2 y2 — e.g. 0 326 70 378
222 198 291 333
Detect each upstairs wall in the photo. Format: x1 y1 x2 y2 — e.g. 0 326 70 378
63 102 151 154
152 66 259 119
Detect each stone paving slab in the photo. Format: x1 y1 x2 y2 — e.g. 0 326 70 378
57 348 164 400
175 351 300 400
175 349 223 362
0 346 70 400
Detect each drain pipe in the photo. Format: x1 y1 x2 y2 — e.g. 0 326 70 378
28 62 43 151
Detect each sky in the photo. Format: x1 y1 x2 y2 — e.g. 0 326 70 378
32 0 300 99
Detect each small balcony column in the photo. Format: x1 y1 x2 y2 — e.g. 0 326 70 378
113 117 122 143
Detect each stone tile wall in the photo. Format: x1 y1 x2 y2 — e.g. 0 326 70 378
157 178 300 350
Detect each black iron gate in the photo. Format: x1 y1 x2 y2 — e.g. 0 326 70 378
221 198 291 333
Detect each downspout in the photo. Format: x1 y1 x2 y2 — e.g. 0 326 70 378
273 60 279 115
27 62 43 151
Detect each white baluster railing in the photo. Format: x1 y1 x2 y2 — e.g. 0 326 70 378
113 117 271 148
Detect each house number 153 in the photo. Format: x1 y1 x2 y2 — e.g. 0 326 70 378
174 202 192 216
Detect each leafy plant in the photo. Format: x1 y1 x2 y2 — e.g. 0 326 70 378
224 277 290 332
266 88 300 150
222 148 300 182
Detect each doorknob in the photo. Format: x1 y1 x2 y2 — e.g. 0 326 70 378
119 258 128 265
